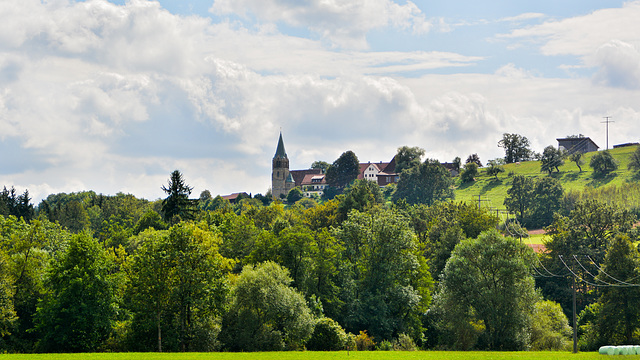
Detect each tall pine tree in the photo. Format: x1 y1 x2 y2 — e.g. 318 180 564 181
161 170 197 224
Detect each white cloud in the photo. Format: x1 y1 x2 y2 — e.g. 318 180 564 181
499 13 545 23
498 1 640 57
210 0 431 49
494 63 534 79
0 0 455 201
2 0 640 204
400 69 640 163
496 2 640 88
590 40 640 89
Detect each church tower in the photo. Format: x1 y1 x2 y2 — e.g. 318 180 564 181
272 132 294 199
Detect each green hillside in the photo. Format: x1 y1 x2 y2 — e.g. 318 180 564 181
453 145 640 217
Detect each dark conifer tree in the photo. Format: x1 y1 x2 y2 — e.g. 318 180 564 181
161 170 197 224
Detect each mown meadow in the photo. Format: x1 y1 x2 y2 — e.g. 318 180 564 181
454 145 640 217
0 351 609 360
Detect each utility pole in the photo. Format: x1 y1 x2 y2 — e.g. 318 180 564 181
476 194 490 209
601 116 614 150
572 275 577 353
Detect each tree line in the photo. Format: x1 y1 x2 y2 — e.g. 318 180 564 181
1 144 640 353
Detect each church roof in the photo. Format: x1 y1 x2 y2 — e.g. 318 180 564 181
286 173 295 183
290 169 322 187
274 132 288 159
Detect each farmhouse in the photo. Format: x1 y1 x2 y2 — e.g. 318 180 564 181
557 136 599 154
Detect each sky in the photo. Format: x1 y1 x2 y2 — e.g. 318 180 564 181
2 0 640 203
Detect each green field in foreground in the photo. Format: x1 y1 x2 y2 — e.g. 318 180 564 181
0 351 611 360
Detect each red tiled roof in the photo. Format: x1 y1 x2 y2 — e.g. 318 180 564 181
357 163 370 179
301 174 326 186
357 162 394 179
221 192 250 203
290 169 322 187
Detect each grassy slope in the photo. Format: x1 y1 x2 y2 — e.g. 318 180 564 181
0 351 607 360
454 145 639 218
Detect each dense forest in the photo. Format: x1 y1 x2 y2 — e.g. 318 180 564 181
2 144 640 353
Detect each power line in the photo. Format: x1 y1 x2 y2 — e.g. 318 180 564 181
502 214 567 278
558 255 640 287
558 255 603 287
586 255 640 287
572 255 617 286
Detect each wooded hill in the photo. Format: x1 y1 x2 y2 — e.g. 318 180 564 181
1 146 640 354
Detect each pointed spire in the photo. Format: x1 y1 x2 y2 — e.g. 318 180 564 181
274 132 288 159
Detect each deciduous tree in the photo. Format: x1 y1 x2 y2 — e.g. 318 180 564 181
325 151 360 189
393 159 453 205
569 152 585 172
452 157 461 173
337 179 383 222
334 208 432 342
498 133 532 164
395 146 425 173
436 230 538 350
465 153 482 167
529 176 564 228
538 200 636 321
486 160 505 179
593 234 640 345
127 223 229 352
35 233 118 352
286 187 304 204
220 261 314 351
0 249 16 340
540 145 564 174
311 161 330 174
530 300 571 350
460 162 478 183
504 175 534 223
589 151 618 177
627 146 640 173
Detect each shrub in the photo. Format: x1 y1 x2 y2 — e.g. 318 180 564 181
461 162 478 183
344 332 357 351
287 187 304 204
578 302 602 351
590 151 618 177
486 160 505 179
530 300 571 351
306 318 346 351
376 340 394 351
628 145 640 172
394 333 417 351
355 330 376 351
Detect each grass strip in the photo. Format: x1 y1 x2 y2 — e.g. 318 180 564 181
0 351 606 360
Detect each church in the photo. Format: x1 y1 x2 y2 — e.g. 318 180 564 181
271 133 399 199
271 132 296 199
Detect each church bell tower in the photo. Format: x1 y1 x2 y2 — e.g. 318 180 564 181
272 132 294 199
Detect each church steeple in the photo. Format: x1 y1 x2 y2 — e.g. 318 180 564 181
272 132 293 199
274 132 288 159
